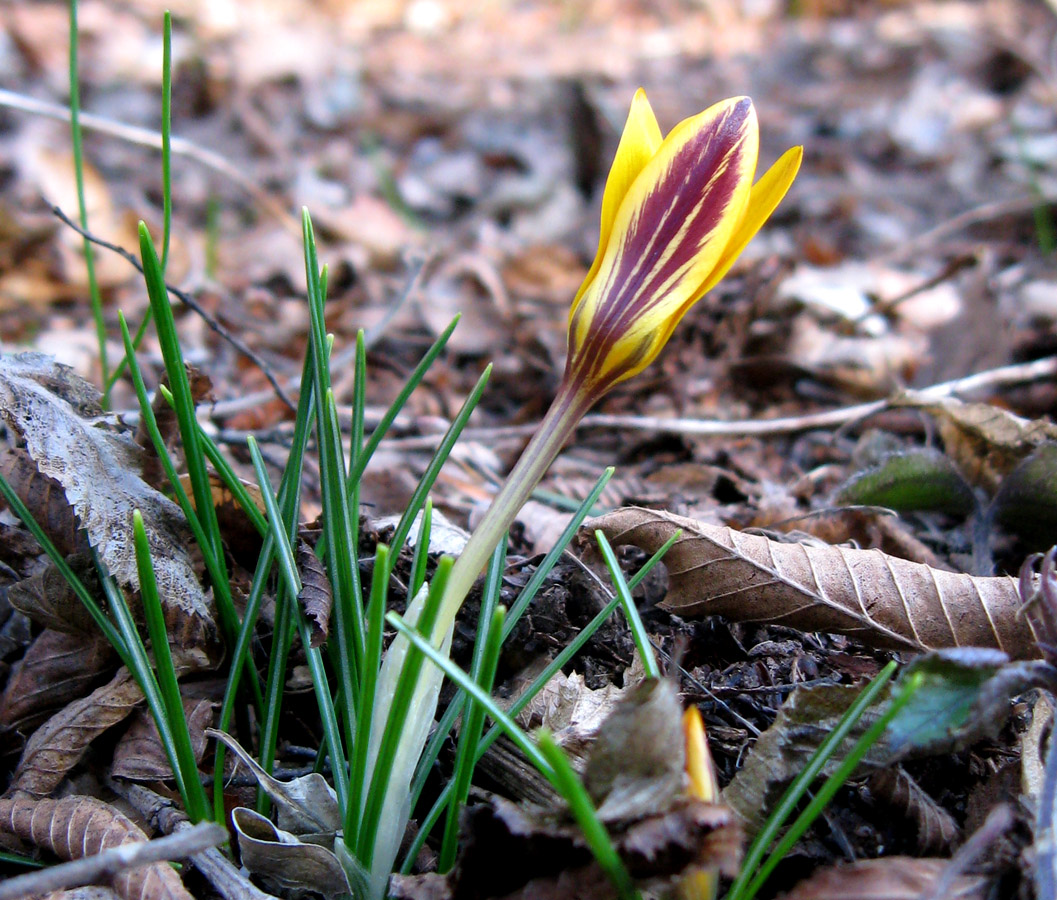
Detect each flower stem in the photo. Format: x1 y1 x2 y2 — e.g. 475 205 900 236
434 383 591 637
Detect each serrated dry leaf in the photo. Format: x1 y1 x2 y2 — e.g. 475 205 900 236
0 795 192 900
0 629 116 734
777 857 986 899
0 353 219 669
10 667 143 798
110 699 214 782
584 507 1038 659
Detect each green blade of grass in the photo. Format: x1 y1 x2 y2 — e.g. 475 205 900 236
246 435 350 809
407 468 614 816
438 541 506 871
67 0 107 395
408 499 433 600
92 551 188 805
536 730 639 900
500 467 614 641
384 364 492 573
400 526 681 873
132 510 211 822
347 543 391 842
389 608 638 899
357 559 452 866
117 314 264 722
725 660 901 900
349 316 461 488
137 224 243 670
215 345 316 823
593 530 659 679
105 10 171 396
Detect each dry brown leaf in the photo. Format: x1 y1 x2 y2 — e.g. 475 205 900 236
866 767 960 855
10 668 143 798
0 629 116 735
0 447 88 557
895 396 1057 492
584 507 1038 659
7 555 104 635
0 353 219 669
777 857 987 899
296 536 332 648
229 808 352 900
0 795 192 900
110 699 214 782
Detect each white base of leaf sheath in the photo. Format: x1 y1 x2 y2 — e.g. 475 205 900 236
363 583 453 900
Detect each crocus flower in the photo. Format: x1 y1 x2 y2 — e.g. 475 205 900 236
435 89 801 649
566 89 802 401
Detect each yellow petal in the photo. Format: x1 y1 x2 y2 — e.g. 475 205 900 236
571 89 663 314
683 706 717 802
572 97 758 385
695 144 803 299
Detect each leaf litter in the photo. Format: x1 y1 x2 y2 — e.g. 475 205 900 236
3 0 1057 897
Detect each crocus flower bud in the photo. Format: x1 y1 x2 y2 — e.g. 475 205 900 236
565 89 802 400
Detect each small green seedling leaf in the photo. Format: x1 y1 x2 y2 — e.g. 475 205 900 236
837 448 976 517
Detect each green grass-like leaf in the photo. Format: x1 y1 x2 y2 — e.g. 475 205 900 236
439 541 507 871
594 529 659 679
246 435 350 809
725 660 911 900
67 0 108 396
536 730 639 900
132 510 211 822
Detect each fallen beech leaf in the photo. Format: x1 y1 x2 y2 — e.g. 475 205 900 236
583 507 1038 658
777 857 986 899
0 795 192 900
10 668 143 798
110 699 215 781
0 353 219 669
0 629 115 734
516 669 627 762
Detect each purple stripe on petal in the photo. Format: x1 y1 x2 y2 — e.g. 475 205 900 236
570 99 753 386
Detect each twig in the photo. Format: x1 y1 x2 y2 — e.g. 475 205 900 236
110 780 279 900
0 822 227 900
51 205 298 413
206 354 1057 454
0 87 297 234
880 195 1057 264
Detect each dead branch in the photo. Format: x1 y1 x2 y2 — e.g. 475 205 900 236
0 822 226 900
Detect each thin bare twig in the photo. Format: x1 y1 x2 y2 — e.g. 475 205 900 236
111 780 279 900
51 205 298 413
0 87 297 233
0 822 227 900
